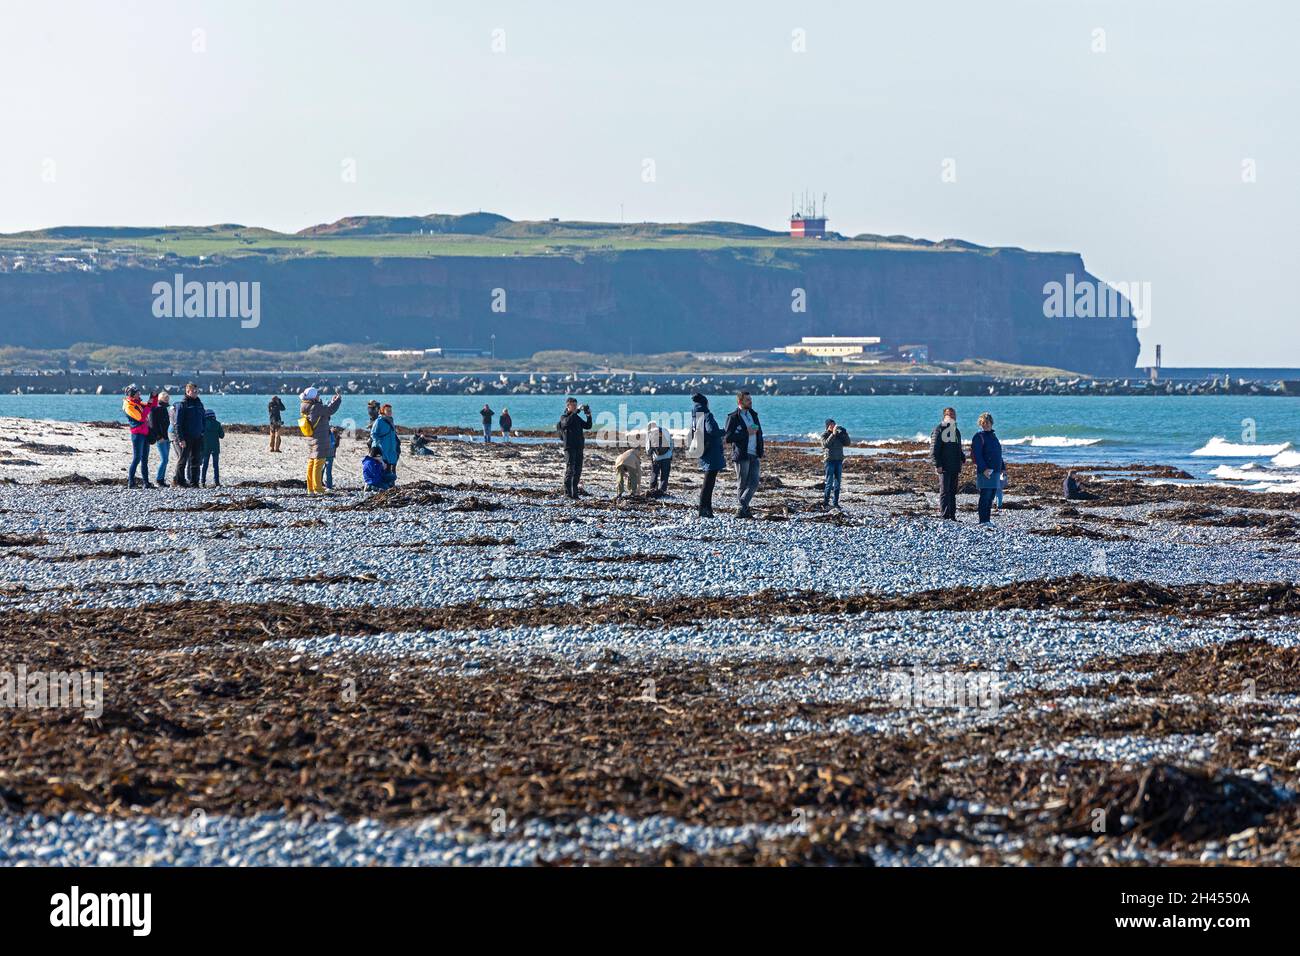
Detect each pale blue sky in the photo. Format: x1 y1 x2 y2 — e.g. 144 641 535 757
1 0 1295 364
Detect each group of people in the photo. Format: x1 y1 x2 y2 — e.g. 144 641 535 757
478 404 514 443
127 388 1093 522
123 382 225 488
295 390 402 493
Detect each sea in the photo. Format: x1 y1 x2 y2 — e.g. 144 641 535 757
3 393 1299 491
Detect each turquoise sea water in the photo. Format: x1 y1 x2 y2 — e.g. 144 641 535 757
2 393 1298 484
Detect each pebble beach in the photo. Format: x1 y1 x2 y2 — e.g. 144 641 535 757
3 417 1300 865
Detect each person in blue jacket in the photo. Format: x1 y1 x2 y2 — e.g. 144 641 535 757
971 411 1005 525
689 392 725 519
170 382 206 488
370 402 401 485
362 446 395 491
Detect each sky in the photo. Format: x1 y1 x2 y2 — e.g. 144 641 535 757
1 0 1296 365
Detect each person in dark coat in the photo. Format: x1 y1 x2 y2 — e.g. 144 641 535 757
723 390 764 518
150 390 171 486
200 409 225 487
821 418 850 509
480 404 495 443
557 398 593 498
171 382 207 488
690 393 725 518
268 395 285 453
499 408 513 443
929 406 965 520
1063 471 1099 501
971 412 1005 525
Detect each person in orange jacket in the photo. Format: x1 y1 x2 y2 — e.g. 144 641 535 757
123 385 159 489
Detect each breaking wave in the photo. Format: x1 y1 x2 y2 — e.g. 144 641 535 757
1191 437 1293 458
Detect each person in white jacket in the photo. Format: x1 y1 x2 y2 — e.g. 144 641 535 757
644 420 673 496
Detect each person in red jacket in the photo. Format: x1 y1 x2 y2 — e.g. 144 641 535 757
123 385 159 489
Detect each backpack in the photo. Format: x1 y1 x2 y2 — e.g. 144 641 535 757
686 412 705 459
299 412 315 437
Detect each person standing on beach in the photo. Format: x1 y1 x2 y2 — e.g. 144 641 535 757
123 385 158 489
499 408 513 443
723 390 764 518
930 406 965 520
150 390 171 487
171 383 207 488
821 418 850 510
645 419 673 496
689 392 724 518
557 397 593 498
371 403 400 485
200 409 225 487
267 395 285 453
324 426 343 490
365 400 381 451
300 387 343 493
480 404 495 443
971 412 1005 526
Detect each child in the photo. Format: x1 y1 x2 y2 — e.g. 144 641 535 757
324 425 342 490
362 446 395 491
201 409 225 487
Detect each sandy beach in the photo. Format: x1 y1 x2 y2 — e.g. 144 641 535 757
2 416 1300 865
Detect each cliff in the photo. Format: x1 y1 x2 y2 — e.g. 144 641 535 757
0 218 1140 375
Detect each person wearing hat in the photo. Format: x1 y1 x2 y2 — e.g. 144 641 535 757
820 418 851 510
300 387 343 493
556 398 593 498
366 400 381 451
171 382 207 488
122 385 159 489
201 409 225 487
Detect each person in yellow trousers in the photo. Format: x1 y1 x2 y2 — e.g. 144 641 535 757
299 387 343 493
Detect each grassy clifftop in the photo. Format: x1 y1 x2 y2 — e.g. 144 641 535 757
1 213 1038 261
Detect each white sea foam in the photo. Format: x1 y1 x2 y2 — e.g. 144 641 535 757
1270 450 1300 469
1208 463 1297 482
1191 437 1293 458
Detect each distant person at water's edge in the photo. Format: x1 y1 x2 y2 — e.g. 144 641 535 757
724 390 764 518
930 406 965 520
480 404 495 443
268 395 285 453
972 412 1005 525
300 387 343 494
689 392 724 518
150 390 171 486
645 419 673 496
366 400 381 451
171 383 206 488
821 418 850 509
123 385 158 489
499 408 513 442
557 398 593 498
